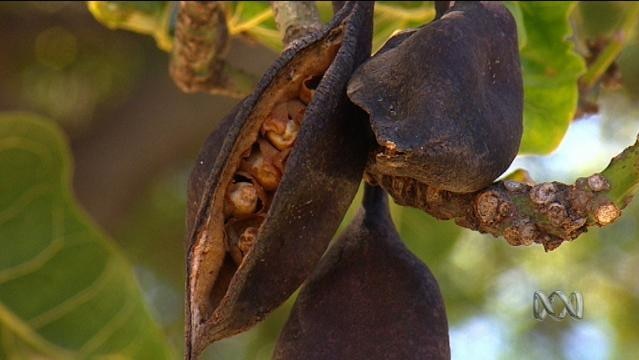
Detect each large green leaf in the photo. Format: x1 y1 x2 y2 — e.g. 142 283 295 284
0 113 172 359
514 2 586 154
88 1 174 51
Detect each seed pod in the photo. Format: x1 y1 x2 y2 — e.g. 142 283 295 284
262 100 304 150
240 140 284 191
273 185 450 359
185 2 374 358
347 1 523 193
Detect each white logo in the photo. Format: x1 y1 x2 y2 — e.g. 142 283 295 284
533 291 584 321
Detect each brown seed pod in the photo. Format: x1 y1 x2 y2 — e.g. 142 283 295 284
347 1 523 193
185 2 374 358
273 185 450 360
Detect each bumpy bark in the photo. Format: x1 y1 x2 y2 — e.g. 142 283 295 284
371 170 622 252
370 134 639 251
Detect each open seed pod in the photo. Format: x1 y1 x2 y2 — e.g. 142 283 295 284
273 185 450 359
347 1 523 193
185 2 374 358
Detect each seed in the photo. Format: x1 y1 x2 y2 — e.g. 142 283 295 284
262 101 303 150
238 227 258 254
224 182 258 218
227 235 244 264
228 227 258 264
263 102 289 134
224 217 264 265
267 120 300 150
287 99 306 123
242 151 282 191
260 139 289 171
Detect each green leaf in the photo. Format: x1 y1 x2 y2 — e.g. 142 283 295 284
227 2 281 52
88 1 174 51
392 205 461 268
575 1 629 39
515 2 586 154
372 2 435 52
503 2 527 49
0 113 173 358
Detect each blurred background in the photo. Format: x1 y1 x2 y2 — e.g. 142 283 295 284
1 1 639 359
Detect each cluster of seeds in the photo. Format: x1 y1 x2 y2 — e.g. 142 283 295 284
222 75 321 264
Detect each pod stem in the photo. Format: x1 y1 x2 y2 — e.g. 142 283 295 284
579 2 639 90
371 134 639 251
362 183 388 218
271 1 322 46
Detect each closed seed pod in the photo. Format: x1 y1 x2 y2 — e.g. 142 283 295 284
273 185 450 360
185 2 374 358
347 1 523 193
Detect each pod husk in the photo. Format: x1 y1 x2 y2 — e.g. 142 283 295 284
273 185 450 360
347 1 523 193
185 2 373 358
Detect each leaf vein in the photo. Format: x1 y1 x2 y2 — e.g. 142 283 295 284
28 259 117 330
0 205 63 283
78 288 136 356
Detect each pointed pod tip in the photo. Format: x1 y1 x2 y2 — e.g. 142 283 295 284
273 185 450 359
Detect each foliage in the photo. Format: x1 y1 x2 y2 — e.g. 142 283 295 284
88 1 174 51
0 113 172 358
512 2 586 154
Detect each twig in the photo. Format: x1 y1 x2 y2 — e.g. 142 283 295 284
227 7 274 35
370 135 639 251
169 1 256 98
579 3 639 90
270 1 322 46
